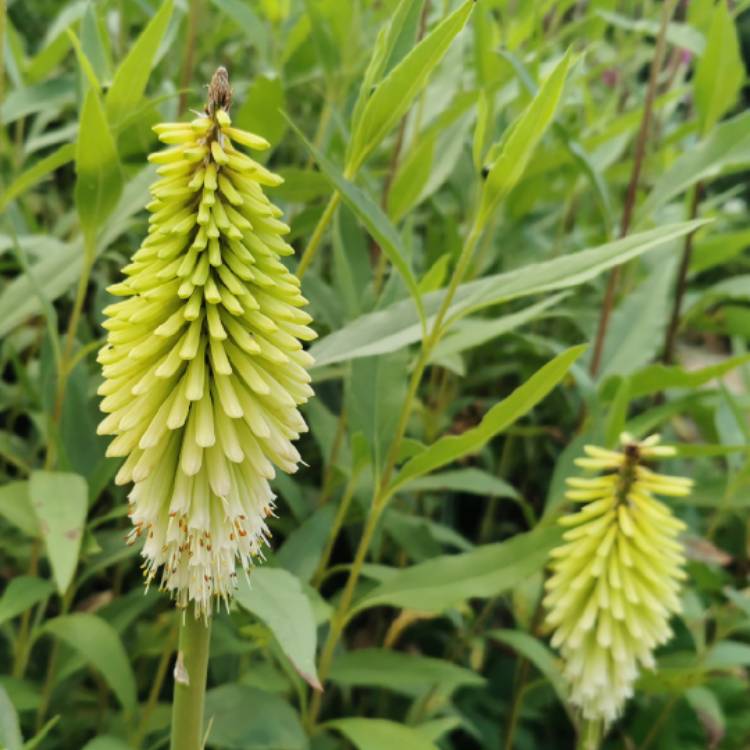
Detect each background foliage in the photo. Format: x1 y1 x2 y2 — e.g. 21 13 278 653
1 1 750 749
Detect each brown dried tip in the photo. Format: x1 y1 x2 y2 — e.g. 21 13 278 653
206 66 232 115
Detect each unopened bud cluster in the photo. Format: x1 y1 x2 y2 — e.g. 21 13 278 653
98 69 315 618
544 434 691 723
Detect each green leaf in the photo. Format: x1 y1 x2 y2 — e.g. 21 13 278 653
694 0 745 135
604 377 630 448
276 504 336 583
234 74 285 147
287 117 426 331
691 228 750 274
0 577 54 627
43 614 136 712
350 0 424 136
0 685 23 750
353 523 561 614
0 481 39 537
347 0 474 170
204 684 307 750
595 255 677 380
479 50 573 226
328 718 438 750
234 569 320 690
310 221 706 367
348 350 408 476
0 144 75 212
24 717 62 750
105 0 173 125
488 629 569 711
210 0 268 62
0 165 154 339
431 293 567 362
704 640 750 670
29 471 88 595
685 686 725 743
1 77 77 125
66 29 100 90
329 648 484 697
80 2 112 84
498 49 612 234
620 354 750 399
389 346 585 495
638 111 750 221
403 468 519 499
388 130 436 222
75 86 122 241
80 737 132 750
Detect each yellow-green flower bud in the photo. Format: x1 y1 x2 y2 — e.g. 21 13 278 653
97 68 315 619
544 433 691 723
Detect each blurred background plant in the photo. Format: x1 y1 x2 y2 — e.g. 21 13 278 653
1 1 750 749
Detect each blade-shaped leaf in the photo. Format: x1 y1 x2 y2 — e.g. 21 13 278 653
329 718 438 750
0 143 75 212
347 0 473 170
288 117 426 330
0 577 54 626
310 221 707 367
694 0 745 135
329 648 484 696
352 523 561 615
638 111 750 221
388 345 585 494
204 684 307 750
488 629 569 712
479 49 573 226
0 685 23 750
75 86 122 241
105 0 173 125
30 471 88 595
43 613 136 712
234 568 321 690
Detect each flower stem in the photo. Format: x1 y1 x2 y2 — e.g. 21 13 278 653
304 222 484 731
297 191 342 279
170 612 212 750
576 719 603 750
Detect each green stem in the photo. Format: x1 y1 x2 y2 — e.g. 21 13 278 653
305 222 484 731
46 234 97 469
576 719 603 750
133 625 178 748
297 191 342 279
317 407 348 508
170 612 212 750
35 586 75 730
312 471 360 588
12 540 41 678
305 501 384 731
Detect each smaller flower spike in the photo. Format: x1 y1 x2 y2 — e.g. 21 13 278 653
543 434 692 724
98 68 316 619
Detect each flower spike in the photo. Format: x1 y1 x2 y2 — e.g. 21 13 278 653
544 433 692 724
98 68 315 619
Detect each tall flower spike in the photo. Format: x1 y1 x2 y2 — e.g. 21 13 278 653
543 434 692 724
97 68 316 619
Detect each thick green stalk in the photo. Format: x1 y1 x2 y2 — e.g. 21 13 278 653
576 719 602 750
170 613 212 750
